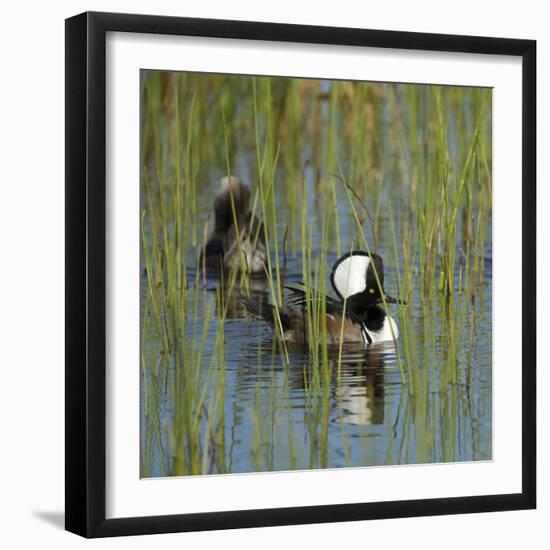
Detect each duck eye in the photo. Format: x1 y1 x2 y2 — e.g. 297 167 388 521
369 288 375 294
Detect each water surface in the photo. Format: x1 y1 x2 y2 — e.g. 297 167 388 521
140 74 492 477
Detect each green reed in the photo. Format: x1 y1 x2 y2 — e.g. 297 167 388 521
140 71 492 476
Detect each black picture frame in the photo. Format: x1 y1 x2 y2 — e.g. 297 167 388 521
65 11 536 538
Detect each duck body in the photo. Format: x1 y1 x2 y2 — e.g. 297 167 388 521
279 302 399 345
201 176 267 277
242 251 402 346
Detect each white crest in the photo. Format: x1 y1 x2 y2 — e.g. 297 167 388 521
332 255 370 299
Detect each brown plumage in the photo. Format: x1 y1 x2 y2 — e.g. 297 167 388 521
241 290 368 346
284 311 366 345
201 177 267 276
241 251 404 346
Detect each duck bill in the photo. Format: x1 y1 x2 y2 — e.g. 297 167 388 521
380 294 407 305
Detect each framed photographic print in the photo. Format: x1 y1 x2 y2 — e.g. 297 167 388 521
65 11 536 537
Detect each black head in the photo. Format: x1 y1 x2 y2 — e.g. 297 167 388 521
330 251 403 308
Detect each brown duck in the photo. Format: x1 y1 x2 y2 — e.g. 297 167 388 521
201 176 267 277
242 251 404 345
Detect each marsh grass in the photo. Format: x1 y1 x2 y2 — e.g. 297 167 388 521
140 71 492 476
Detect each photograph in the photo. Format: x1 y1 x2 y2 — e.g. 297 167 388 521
139 70 493 478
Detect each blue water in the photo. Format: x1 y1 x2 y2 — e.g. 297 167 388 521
140 76 492 477
141 237 492 476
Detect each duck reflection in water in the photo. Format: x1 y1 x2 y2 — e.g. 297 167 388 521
334 345 388 426
275 342 388 427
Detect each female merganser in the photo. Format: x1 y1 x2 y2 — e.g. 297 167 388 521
201 176 267 277
242 251 404 345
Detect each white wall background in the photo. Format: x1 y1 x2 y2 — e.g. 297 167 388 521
0 1 546 548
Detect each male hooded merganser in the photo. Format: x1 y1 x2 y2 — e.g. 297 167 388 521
201 176 267 277
242 251 404 345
